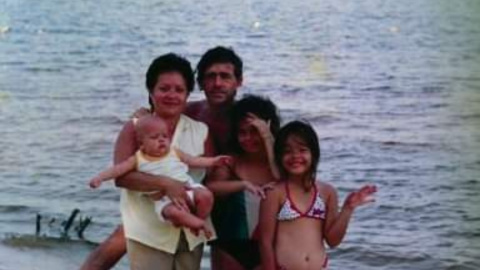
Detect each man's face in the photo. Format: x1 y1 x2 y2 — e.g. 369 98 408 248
201 63 242 106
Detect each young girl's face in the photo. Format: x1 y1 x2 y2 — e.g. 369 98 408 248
282 135 312 177
237 118 264 154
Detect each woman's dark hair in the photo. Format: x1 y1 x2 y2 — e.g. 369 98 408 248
146 53 194 110
196 46 243 88
230 94 280 154
274 121 320 190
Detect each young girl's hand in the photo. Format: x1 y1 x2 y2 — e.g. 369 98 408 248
246 113 273 141
212 155 234 166
243 181 267 199
344 184 377 210
261 181 276 192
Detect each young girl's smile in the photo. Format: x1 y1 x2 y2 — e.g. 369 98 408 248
282 135 312 177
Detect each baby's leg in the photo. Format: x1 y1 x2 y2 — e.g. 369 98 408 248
162 203 205 229
192 187 213 219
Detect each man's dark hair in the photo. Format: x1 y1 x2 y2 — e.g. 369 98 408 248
196 46 243 88
145 53 194 110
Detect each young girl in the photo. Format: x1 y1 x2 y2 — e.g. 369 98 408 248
259 121 377 270
206 95 281 270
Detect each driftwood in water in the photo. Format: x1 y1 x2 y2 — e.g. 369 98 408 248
35 208 93 240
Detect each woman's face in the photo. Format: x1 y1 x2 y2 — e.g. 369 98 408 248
237 118 264 154
150 71 189 118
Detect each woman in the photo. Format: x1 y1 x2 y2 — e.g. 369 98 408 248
206 95 281 270
114 53 213 269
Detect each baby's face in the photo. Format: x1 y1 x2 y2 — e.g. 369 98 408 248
140 122 171 157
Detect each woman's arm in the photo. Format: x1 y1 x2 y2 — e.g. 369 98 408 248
259 186 281 270
324 184 377 247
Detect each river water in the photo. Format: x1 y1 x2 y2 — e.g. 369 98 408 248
1 0 479 269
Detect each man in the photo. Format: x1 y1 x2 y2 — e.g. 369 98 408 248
81 46 243 270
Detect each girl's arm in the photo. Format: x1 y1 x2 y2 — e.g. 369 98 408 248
113 121 192 210
259 186 281 270
205 163 268 198
89 156 136 188
247 113 280 180
324 184 377 247
176 148 232 168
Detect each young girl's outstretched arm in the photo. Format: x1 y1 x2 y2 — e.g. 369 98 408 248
259 186 281 270
205 163 270 198
324 184 377 247
89 156 136 188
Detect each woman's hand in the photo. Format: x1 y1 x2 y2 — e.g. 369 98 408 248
150 180 192 212
344 184 377 210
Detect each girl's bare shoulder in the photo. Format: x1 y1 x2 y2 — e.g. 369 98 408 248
315 180 337 196
265 181 286 200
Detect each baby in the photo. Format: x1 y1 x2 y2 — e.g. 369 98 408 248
89 115 231 237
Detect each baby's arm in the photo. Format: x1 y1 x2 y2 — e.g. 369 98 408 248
175 148 232 168
89 156 136 188
324 184 377 247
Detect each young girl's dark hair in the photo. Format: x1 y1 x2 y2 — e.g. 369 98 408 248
274 121 320 190
230 95 281 155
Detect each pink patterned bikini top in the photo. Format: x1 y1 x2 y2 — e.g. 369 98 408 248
277 183 326 221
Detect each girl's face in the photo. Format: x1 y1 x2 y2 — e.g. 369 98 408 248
150 71 189 118
237 118 264 154
282 135 312 177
